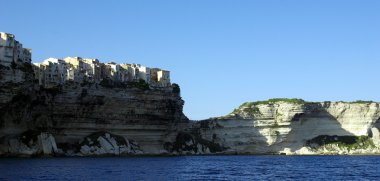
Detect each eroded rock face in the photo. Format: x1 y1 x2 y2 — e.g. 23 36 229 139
192 101 380 155
0 63 33 84
0 66 188 156
78 132 142 156
0 130 58 156
2 66 380 156
38 133 58 155
370 128 380 147
164 132 224 155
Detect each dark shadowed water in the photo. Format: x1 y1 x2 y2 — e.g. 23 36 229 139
0 156 380 180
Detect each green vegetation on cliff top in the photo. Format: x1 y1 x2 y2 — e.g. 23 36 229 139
228 98 378 116
346 100 376 104
229 98 306 115
236 98 377 109
241 98 307 107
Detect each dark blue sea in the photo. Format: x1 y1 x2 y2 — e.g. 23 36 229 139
0 156 380 180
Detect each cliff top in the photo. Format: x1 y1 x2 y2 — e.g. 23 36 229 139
224 98 379 119
236 98 377 108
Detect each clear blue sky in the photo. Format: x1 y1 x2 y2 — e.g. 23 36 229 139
2 0 380 120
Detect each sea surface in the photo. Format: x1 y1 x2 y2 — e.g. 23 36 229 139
0 155 379 180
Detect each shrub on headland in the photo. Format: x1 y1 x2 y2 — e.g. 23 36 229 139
306 135 375 150
238 98 306 109
130 79 150 90
172 83 180 94
350 100 375 104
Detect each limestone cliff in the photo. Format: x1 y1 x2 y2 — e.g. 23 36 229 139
2 65 380 156
0 64 188 156
184 99 380 155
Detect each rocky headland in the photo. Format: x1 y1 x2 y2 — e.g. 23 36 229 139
2 64 380 156
1 32 380 156
0 63 189 156
191 99 380 155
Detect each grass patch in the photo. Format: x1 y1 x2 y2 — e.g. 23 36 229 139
238 98 306 109
306 135 375 150
231 106 260 116
130 79 150 90
246 107 260 115
230 98 305 116
249 98 306 106
350 100 376 104
335 100 377 104
229 98 308 116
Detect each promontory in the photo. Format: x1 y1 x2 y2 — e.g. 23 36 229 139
1 32 380 156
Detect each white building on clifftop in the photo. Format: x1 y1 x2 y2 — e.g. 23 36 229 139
33 58 70 87
0 32 32 66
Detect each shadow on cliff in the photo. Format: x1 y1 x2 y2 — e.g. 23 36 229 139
373 118 380 129
187 103 370 154
180 118 273 154
277 103 360 152
0 90 53 136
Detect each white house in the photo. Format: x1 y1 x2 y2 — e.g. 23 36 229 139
63 57 84 83
133 64 150 83
157 70 170 87
82 58 101 82
33 58 70 87
150 68 171 87
0 32 32 66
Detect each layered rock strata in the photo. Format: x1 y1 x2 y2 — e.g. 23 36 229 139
0 64 188 156
1 65 380 156
186 100 380 155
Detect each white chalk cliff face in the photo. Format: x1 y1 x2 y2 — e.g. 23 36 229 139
192 100 380 155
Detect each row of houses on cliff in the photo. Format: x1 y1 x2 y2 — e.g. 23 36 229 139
33 57 171 88
0 32 171 88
